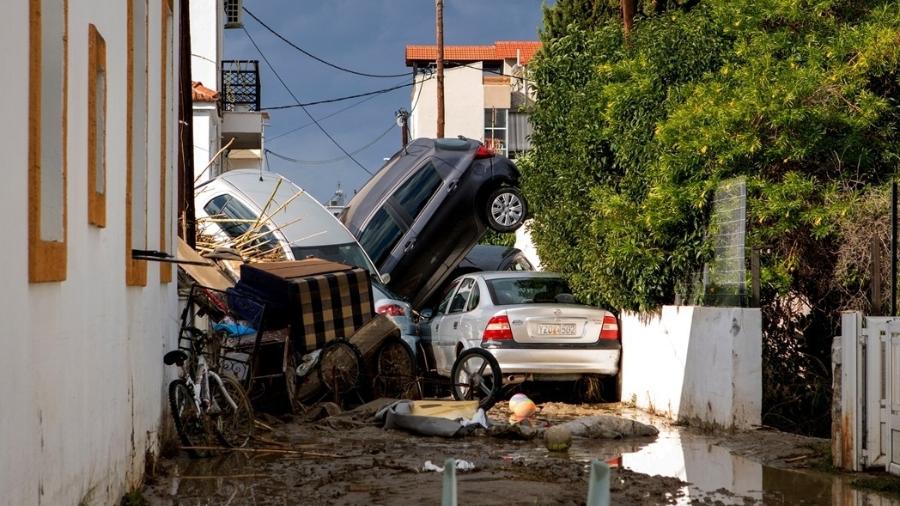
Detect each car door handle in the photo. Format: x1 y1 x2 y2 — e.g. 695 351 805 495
403 240 416 252
447 180 458 193
453 321 458 330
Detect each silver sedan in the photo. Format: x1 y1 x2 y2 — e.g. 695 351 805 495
419 271 621 398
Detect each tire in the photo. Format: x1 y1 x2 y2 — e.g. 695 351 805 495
601 372 622 403
373 337 418 399
168 380 210 458
210 374 255 448
450 348 502 410
317 339 364 394
484 186 527 233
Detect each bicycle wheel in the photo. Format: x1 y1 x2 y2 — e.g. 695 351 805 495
317 339 364 394
168 380 211 458
450 348 502 410
373 337 418 399
210 374 255 448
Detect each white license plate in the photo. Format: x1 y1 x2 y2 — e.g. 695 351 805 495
537 323 576 336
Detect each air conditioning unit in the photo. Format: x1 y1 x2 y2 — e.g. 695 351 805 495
224 0 243 29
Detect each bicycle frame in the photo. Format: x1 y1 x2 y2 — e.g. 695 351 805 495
176 347 239 415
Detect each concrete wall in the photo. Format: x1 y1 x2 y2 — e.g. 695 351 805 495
621 306 762 430
410 64 484 140
0 1 180 504
193 106 220 182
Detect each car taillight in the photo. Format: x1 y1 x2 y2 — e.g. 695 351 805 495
599 315 619 340
377 304 406 317
482 315 513 342
474 145 495 159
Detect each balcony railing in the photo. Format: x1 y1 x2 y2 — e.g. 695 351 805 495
221 60 260 112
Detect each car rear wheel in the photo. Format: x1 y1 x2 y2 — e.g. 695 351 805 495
485 187 527 233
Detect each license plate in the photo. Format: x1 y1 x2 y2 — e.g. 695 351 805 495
537 323 576 336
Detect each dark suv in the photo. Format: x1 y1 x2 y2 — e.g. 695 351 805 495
341 137 526 308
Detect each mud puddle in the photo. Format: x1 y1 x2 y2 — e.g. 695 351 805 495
512 428 900 505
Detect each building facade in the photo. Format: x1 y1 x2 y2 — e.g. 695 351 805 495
0 0 182 503
405 41 540 159
191 0 268 183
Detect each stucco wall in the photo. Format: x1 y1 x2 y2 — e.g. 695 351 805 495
410 64 484 140
190 0 222 92
621 306 762 429
0 1 179 504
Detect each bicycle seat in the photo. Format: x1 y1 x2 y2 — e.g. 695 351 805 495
163 349 189 366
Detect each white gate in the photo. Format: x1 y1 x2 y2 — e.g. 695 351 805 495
837 312 900 473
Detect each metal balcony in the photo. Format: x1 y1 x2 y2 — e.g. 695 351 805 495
221 60 260 112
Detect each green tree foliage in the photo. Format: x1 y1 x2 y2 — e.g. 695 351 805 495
541 0 621 40
528 0 900 434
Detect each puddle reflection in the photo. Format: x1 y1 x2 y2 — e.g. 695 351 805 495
570 430 900 505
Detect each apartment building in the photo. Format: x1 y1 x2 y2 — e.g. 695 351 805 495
405 40 541 159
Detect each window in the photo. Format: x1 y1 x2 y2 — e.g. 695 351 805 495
159 0 174 282
391 162 442 221
482 62 503 78
484 108 508 156
465 284 480 311
28 0 68 282
126 0 149 286
88 25 106 228
291 242 378 275
203 195 279 253
486 277 575 306
449 278 475 314
358 208 404 266
436 279 461 315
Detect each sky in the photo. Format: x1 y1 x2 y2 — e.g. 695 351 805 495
223 0 547 203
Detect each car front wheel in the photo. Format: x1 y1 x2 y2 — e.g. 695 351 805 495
485 187 527 233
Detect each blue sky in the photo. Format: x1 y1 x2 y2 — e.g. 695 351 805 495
224 0 547 202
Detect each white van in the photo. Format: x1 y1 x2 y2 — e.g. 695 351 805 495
195 169 417 352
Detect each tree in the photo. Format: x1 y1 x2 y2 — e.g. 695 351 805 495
526 0 900 435
541 0 620 40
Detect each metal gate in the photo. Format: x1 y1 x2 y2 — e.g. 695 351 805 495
836 312 900 473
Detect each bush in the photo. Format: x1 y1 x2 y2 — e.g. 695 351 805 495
528 0 900 435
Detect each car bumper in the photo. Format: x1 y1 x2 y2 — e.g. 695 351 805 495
483 346 620 376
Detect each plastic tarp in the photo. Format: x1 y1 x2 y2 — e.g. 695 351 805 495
375 400 488 437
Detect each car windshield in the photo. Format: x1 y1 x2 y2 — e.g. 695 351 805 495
486 277 578 305
291 242 379 276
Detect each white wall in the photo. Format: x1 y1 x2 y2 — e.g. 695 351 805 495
0 1 179 504
190 0 222 91
620 306 762 430
193 106 220 182
410 64 484 140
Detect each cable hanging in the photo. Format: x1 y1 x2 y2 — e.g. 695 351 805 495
261 74 433 111
241 26 374 176
243 7 411 79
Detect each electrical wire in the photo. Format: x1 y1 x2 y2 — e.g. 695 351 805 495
241 26 374 176
267 92 385 143
243 7 410 79
267 121 396 165
260 76 431 111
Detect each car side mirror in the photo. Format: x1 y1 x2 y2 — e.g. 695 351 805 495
380 273 391 285
421 308 434 320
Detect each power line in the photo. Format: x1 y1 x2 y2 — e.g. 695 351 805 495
241 26 374 176
243 7 410 79
267 92 385 143
261 76 432 111
267 121 397 166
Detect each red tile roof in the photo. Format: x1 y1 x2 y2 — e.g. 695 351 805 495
405 40 541 67
192 81 219 103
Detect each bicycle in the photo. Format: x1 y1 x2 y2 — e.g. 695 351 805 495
164 327 255 457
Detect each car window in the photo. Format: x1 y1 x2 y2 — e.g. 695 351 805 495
391 162 442 221
465 283 480 311
358 208 404 266
486 277 577 305
203 194 279 253
291 242 379 277
449 278 475 314
437 279 462 315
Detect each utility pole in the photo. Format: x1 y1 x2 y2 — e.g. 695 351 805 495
396 109 409 147
435 0 445 138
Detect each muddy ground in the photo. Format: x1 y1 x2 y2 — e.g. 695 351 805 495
139 399 866 505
